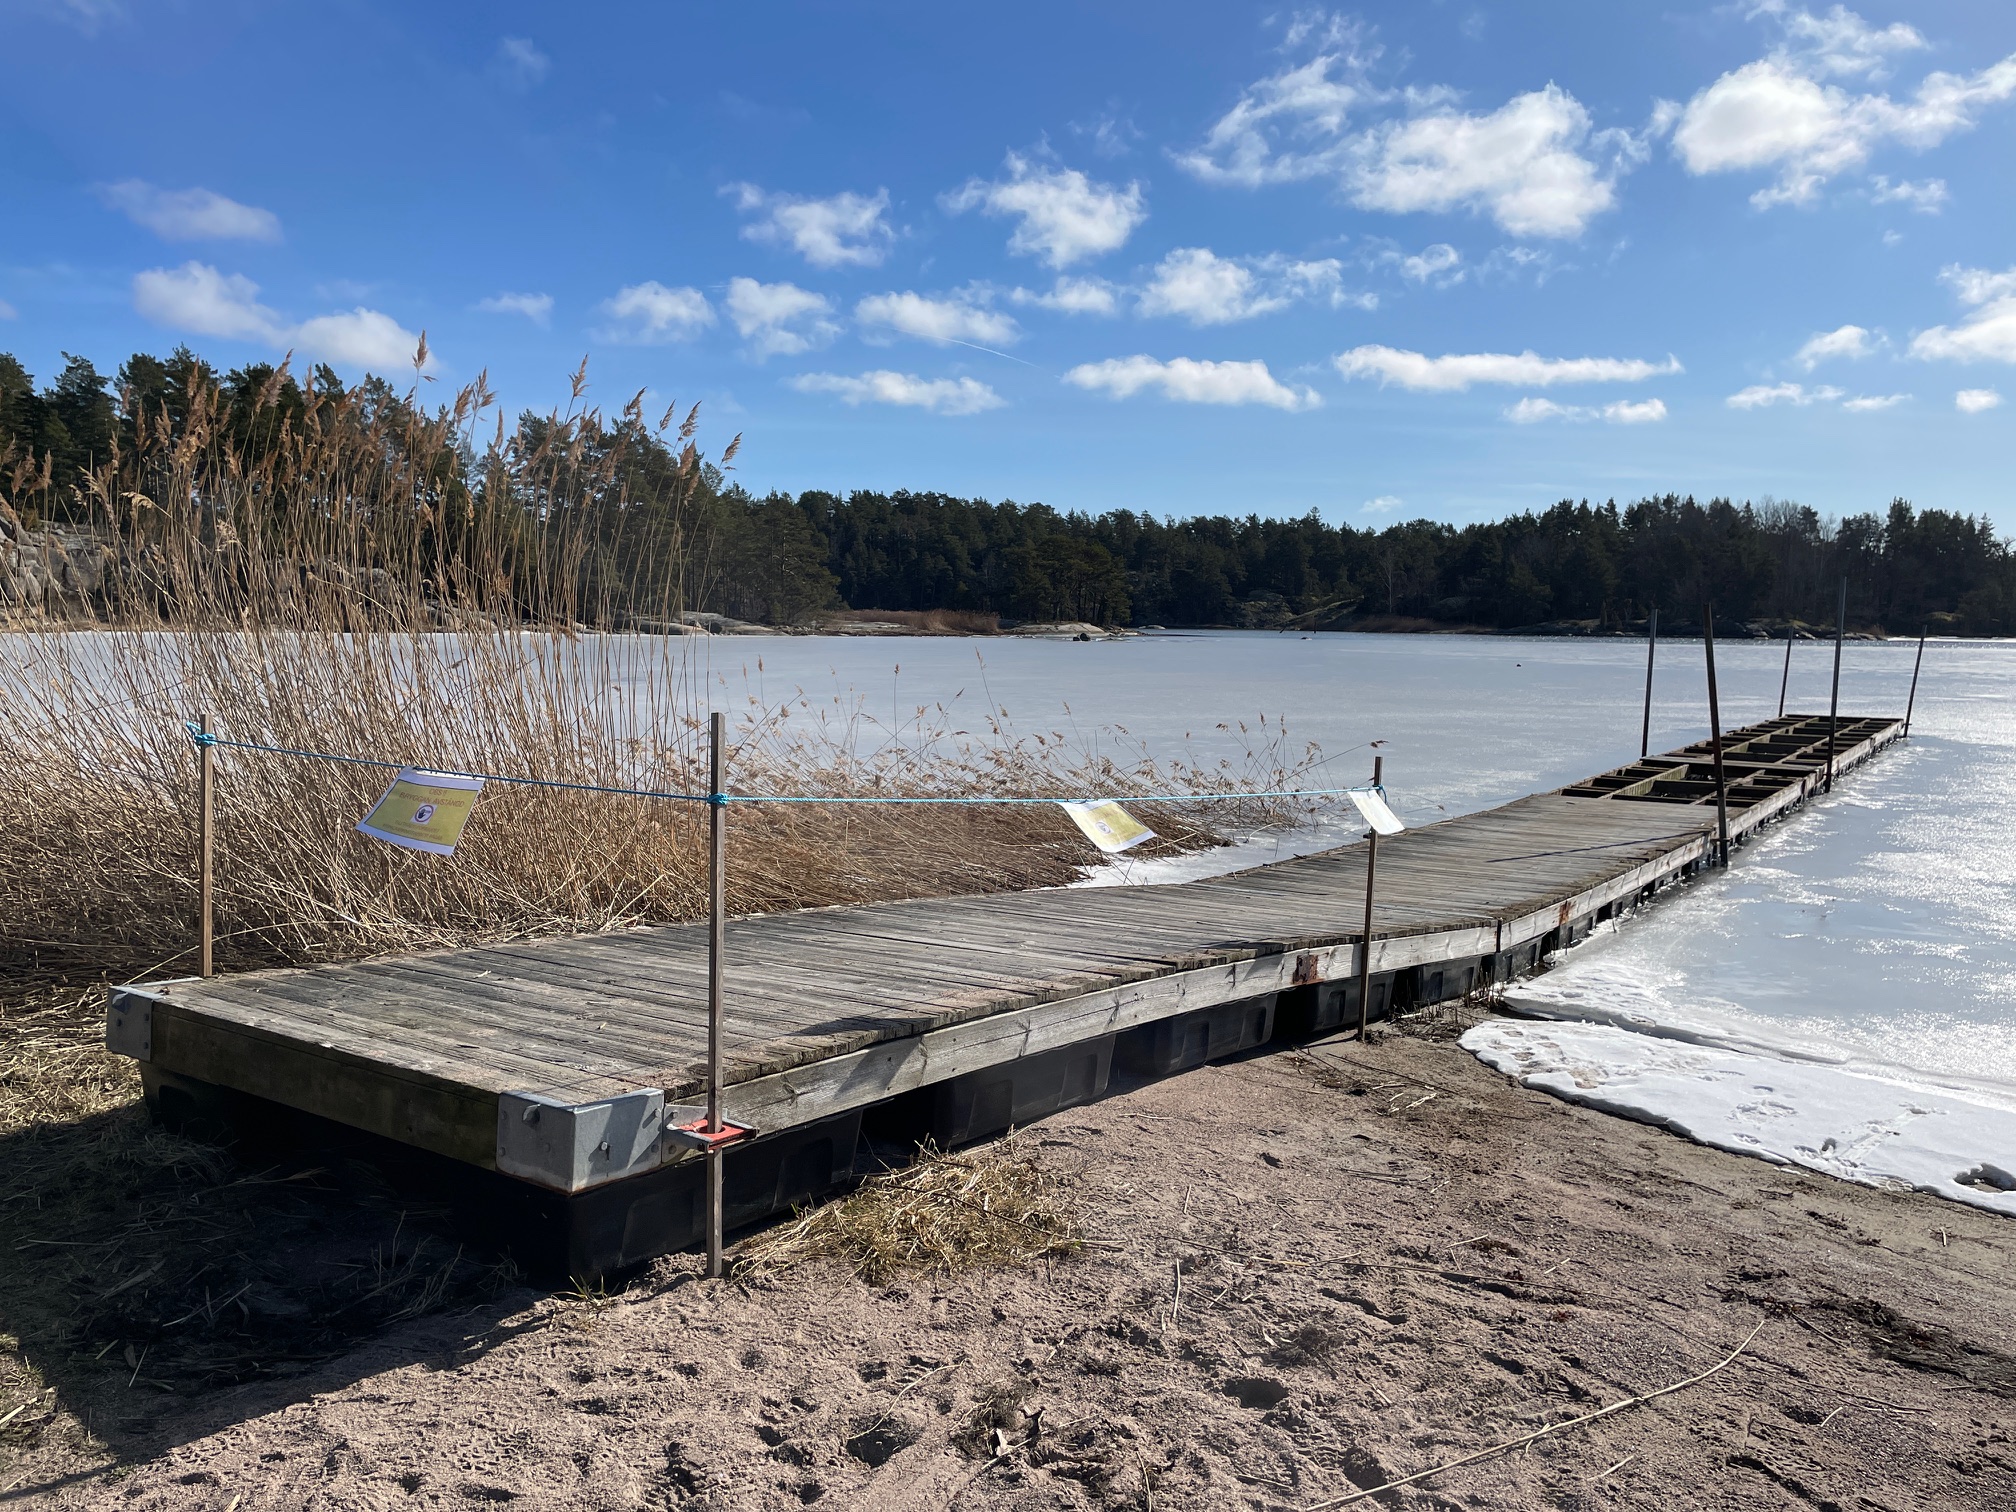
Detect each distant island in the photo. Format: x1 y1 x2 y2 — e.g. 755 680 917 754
2 344 2008 637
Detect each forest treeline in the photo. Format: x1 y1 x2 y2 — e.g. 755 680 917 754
3 346 2011 635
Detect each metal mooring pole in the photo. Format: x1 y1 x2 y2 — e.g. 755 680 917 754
1356 755 1382 1042
1825 577 1847 793
1640 607 1658 760
1904 625 1927 738
706 711 727 1279
1777 620 1794 719
198 712 215 978
1703 608 1731 868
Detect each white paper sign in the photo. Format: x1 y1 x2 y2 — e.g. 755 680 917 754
1057 799 1157 854
1348 786 1405 836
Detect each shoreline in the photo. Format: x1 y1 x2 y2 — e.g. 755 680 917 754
4 1022 2010 1508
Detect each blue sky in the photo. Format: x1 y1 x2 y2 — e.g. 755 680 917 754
2 1 2012 527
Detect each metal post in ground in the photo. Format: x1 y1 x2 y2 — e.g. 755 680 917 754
1640 607 1658 760
1778 619 1794 719
706 711 727 1280
1825 577 1847 793
198 712 215 978
1904 625 1928 738
1703 608 1731 868
1356 755 1382 1042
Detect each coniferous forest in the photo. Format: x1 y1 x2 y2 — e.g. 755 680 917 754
3 346 2011 636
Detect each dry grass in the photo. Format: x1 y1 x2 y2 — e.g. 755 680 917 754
819 607 1002 635
733 1138 1081 1286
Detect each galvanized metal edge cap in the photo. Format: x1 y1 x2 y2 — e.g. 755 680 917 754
496 1087 666 1193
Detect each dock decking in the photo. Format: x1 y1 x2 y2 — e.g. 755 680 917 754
107 713 1901 1275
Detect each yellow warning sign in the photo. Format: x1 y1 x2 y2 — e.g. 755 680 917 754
357 768 484 856
1057 799 1156 854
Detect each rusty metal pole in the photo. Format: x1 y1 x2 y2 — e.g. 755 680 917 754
1640 607 1658 760
1703 608 1731 868
1825 576 1847 793
706 711 727 1279
1777 619 1794 719
198 713 215 978
1356 755 1382 1042
1903 624 1927 738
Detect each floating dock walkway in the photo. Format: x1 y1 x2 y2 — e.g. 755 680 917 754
107 714 1901 1277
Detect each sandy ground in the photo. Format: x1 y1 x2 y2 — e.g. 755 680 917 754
4 1020 2013 1511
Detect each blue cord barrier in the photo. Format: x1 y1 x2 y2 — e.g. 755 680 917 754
183 722 1383 807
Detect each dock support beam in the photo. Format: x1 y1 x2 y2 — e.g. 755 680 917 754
1904 625 1927 738
1356 755 1382 1042
1825 577 1847 793
1640 607 1658 760
198 712 214 979
707 711 727 1279
1703 607 1731 868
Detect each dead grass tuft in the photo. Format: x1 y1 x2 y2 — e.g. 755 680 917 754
733 1138 1080 1286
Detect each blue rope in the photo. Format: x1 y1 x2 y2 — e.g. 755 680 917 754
183 722 1384 808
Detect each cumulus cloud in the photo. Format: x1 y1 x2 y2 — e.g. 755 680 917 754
1909 264 2016 364
943 153 1145 268
1672 6 2016 208
727 184 894 268
98 181 281 243
1135 247 1351 325
1869 175 1948 211
493 36 550 88
1727 381 1844 407
1009 277 1122 316
1361 495 1404 515
789 370 1003 416
1841 393 1909 410
1506 396 1667 423
132 262 431 371
1063 355 1320 411
1397 243 1463 283
1955 388 2002 413
597 281 714 343
855 290 1017 347
1795 323 1877 367
475 292 553 325
723 277 840 358
1175 26 1645 239
1334 345 1680 391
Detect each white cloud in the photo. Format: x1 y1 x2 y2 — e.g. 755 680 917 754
98 181 280 243
1009 277 1121 316
1869 175 1947 211
1910 264 2016 364
1726 381 1845 408
727 184 894 269
1063 355 1320 411
597 282 714 343
1136 247 1349 325
855 290 1017 347
723 277 840 358
493 36 550 88
1334 345 1680 391
1506 396 1667 423
1398 243 1463 283
790 370 1003 416
1841 393 1909 410
1176 28 1641 239
1350 86 1635 239
1795 323 1877 367
133 262 286 341
132 262 431 371
942 153 1145 268
1671 6 2016 208
1361 494 1403 515
294 309 431 372
1956 388 2002 414
0 299 14 320
475 291 553 325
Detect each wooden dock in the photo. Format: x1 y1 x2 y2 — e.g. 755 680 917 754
106 713 1902 1277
